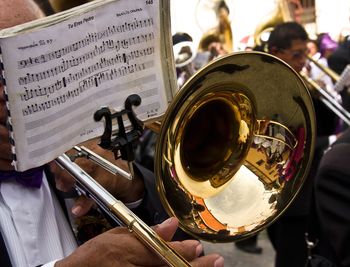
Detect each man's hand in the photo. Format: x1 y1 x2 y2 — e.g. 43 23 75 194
50 138 144 217
55 217 224 267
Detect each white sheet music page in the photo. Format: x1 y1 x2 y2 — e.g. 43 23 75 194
0 0 174 171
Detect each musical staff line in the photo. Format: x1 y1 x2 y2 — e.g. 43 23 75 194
19 46 155 101
17 17 155 69
28 99 160 158
18 33 155 86
24 73 157 130
21 59 154 116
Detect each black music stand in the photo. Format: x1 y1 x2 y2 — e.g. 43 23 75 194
94 94 144 164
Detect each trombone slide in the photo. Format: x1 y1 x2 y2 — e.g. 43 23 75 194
307 54 340 83
55 154 191 267
301 73 350 126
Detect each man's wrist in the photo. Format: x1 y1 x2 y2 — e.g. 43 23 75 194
125 197 144 209
329 134 337 146
41 259 59 267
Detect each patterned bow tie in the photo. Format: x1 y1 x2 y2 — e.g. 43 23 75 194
0 167 44 188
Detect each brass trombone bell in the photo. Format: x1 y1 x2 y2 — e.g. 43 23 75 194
59 52 316 266
155 51 316 242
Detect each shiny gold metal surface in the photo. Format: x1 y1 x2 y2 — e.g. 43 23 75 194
155 51 316 242
58 51 316 266
197 1 233 54
253 0 296 48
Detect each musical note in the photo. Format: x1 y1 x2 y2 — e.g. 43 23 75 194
21 59 155 116
18 33 155 85
19 46 155 102
17 17 155 69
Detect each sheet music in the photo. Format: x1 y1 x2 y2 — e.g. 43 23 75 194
0 0 173 171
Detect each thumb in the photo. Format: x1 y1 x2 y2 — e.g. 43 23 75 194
71 195 95 217
153 217 178 241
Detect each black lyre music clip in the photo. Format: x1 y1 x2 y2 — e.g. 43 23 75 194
94 94 144 162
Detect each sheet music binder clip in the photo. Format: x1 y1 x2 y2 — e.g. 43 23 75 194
94 94 144 164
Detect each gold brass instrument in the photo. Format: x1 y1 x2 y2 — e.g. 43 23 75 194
56 148 191 267
300 72 350 126
58 52 316 266
253 0 301 48
197 1 233 55
155 51 315 241
307 54 340 83
173 41 197 88
253 0 350 125
303 55 350 125
305 55 350 96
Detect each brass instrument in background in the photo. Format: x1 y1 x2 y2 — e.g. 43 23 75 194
197 0 233 55
173 40 197 88
301 73 350 125
57 52 316 266
307 54 340 83
253 0 350 125
253 0 302 48
303 55 350 125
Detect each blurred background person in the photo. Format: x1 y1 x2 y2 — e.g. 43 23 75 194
197 33 229 63
172 32 197 88
317 33 338 61
197 0 231 62
328 35 350 115
304 39 335 94
328 35 350 76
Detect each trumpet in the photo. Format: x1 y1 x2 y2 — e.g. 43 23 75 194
57 52 316 266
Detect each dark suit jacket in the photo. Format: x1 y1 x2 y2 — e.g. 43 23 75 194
315 128 350 267
284 96 338 217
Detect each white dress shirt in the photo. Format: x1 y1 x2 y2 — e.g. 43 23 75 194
0 171 77 267
309 52 334 90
